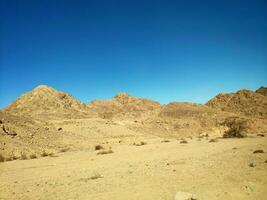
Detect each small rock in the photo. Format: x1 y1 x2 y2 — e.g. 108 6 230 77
253 150 264 154
58 127 62 131
175 191 197 200
257 134 265 137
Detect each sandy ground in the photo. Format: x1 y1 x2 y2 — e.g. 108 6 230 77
0 137 267 200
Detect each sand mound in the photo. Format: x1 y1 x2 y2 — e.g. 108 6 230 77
206 89 267 118
5 85 95 119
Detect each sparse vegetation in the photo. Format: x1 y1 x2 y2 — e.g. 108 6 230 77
97 149 113 155
95 145 104 150
222 117 247 138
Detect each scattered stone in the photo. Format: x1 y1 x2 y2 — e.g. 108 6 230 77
253 150 264 154
175 191 197 200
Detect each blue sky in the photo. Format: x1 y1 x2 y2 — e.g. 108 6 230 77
0 0 266 108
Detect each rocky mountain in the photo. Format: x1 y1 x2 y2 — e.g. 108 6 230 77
88 92 161 119
4 85 95 119
206 88 267 118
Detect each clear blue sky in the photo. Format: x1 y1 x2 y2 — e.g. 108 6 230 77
0 0 266 108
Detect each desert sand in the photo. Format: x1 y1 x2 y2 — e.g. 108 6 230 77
0 85 267 200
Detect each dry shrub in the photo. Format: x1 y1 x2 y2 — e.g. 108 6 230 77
41 151 49 157
95 145 104 150
222 117 247 138
97 149 113 155
180 140 188 144
133 141 147 146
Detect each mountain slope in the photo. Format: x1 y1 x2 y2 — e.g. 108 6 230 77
4 85 95 119
88 92 161 119
206 89 267 118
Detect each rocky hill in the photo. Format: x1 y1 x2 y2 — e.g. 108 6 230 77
256 86 267 96
88 92 161 119
206 88 267 118
0 110 63 157
4 85 95 119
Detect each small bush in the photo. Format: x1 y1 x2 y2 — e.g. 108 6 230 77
222 117 247 138
41 151 49 157
30 154 37 159
180 140 188 144
97 149 113 155
0 154 5 162
95 145 104 150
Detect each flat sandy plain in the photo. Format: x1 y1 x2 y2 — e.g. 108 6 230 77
1 136 266 200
